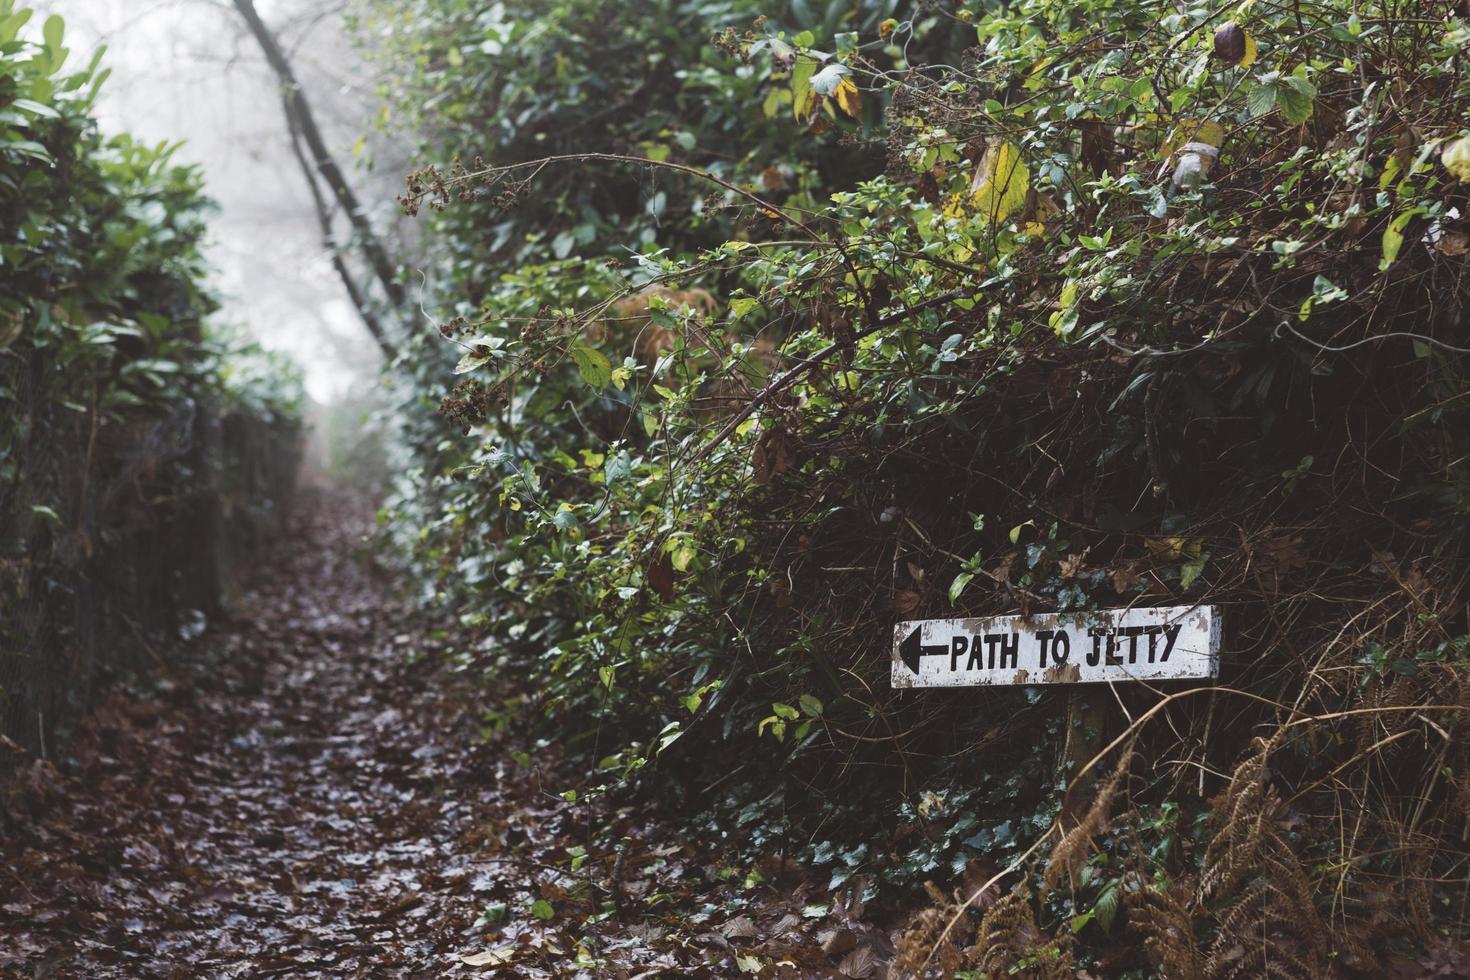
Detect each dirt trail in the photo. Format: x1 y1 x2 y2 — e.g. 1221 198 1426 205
0 492 877 978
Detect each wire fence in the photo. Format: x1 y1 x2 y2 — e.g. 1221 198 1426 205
0 343 301 775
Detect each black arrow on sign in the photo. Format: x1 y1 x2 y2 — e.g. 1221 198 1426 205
898 626 949 674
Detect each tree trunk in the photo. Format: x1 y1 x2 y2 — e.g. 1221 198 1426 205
232 0 405 356
284 102 396 359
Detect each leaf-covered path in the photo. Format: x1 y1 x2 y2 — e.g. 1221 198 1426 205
0 492 883 978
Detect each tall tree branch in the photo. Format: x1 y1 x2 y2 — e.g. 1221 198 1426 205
232 0 407 339
284 104 396 359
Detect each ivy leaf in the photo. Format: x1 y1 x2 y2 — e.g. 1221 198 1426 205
1179 555 1207 590
571 344 612 387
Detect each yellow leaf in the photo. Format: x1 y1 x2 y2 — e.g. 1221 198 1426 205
968 141 1029 226
1381 209 1417 270
1238 31 1257 69
799 90 820 122
791 57 816 122
1442 136 1470 182
1162 118 1225 160
834 77 862 119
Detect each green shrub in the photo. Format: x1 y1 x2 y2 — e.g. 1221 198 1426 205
0 4 302 764
381 0 1470 967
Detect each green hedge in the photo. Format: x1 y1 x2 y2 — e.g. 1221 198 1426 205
380 0 1469 967
0 5 303 766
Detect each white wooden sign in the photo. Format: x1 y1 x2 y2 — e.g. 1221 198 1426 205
892 605 1220 688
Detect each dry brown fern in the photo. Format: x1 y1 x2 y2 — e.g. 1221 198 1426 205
587 285 717 364
1198 735 1332 979
889 881 970 979
971 888 1073 980
1124 874 1206 980
1043 741 1135 891
1205 865 1330 980
1199 735 1280 903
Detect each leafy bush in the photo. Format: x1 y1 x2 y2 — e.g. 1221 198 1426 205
0 5 303 765
380 0 1470 969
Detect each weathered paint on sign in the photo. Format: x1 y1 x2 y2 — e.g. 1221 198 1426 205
891 605 1220 688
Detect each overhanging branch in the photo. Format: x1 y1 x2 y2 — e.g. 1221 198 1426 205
233 0 407 345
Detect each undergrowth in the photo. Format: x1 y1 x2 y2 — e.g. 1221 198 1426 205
371 0 1470 971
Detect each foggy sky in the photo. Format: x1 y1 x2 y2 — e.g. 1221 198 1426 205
33 0 416 401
